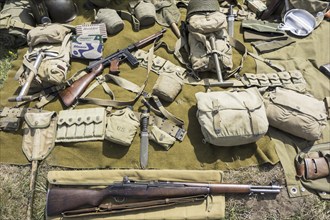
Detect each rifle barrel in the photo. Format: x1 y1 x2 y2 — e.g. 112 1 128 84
46 179 282 216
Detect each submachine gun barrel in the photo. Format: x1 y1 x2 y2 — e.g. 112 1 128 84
46 176 282 216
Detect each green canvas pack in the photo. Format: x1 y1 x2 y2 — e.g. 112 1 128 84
15 24 72 91
187 11 233 74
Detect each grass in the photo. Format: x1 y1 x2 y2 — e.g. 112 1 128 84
0 45 329 220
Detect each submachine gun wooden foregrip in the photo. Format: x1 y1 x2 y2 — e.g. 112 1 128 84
59 29 166 107
46 177 282 216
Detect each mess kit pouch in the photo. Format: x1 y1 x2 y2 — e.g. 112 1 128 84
22 111 57 160
56 108 106 142
195 87 268 146
105 107 139 146
264 87 327 141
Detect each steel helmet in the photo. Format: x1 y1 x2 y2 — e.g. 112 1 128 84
45 0 78 23
187 0 220 18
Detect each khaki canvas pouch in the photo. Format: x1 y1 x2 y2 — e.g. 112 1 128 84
46 169 225 220
105 107 139 146
152 71 183 102
22 111 57 160
195 87 269 147
264 87 328 141
149 125 176 150
56 108 106 142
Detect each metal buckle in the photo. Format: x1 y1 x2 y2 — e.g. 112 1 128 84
175 128 186 142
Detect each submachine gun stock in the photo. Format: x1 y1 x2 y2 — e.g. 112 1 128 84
59 29 166 107
46 176 282 217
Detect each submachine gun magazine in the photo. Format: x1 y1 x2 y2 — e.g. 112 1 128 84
46 176 282 217
59 29 166 107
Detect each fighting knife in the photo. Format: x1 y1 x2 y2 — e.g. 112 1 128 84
140 108 150 169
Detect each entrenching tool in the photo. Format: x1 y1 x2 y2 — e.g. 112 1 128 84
153 0 181 38
22 112 57 220
8 50 58 103
208 34 233 87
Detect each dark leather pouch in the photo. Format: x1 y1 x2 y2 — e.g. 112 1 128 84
304 157 330 180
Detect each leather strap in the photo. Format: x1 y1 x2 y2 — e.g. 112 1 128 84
62 195 207 218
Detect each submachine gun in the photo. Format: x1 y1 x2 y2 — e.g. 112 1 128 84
59 29 166 107
46 176 282 217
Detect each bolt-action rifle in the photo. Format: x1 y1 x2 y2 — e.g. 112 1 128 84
46 176 282 217
59 29 166 107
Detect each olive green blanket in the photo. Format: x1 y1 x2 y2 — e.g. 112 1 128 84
1 1 329 170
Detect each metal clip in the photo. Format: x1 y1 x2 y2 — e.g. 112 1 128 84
175 128 186 142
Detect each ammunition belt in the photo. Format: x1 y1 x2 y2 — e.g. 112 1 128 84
240 71 306 92
133 49 186 78
133 49 307 92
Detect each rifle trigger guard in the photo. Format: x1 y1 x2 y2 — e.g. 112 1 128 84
114 196 126 203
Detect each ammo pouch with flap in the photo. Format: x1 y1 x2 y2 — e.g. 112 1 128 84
263 87 328 141
56 108 106 142
0 107 42 132
105 107 139 146
22 111 57 160
195 87 268 146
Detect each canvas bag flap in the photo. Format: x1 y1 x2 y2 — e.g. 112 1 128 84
270 87 327 121
24 111 55 129
196 87 264 113
188 11 227 34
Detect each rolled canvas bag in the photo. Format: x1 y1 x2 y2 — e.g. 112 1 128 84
263 87 327 141
195 87 269 146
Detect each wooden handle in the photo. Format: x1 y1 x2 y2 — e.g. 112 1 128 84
59 64 104 107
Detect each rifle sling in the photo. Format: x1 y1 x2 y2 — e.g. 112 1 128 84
61 195 208 218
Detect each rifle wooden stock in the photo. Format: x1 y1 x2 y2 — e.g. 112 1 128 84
59 64 104 107
46 179 281 216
